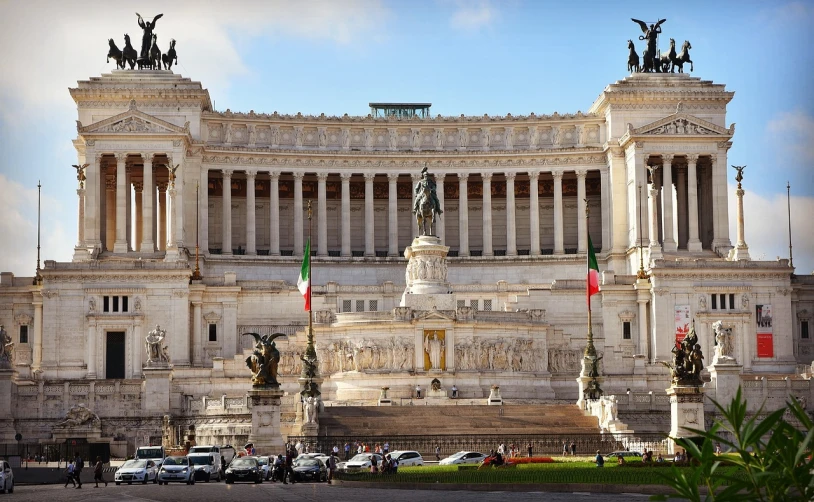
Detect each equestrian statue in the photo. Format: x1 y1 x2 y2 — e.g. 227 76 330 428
413 166 443 237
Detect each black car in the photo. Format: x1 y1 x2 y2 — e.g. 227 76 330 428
225 457 263 484
292 458 327 482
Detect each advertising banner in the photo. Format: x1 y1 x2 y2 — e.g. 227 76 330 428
756 304 773 358
675 305 691 348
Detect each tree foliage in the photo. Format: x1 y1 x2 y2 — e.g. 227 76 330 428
652 387 813 502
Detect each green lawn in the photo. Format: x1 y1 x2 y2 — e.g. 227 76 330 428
335 460 717 485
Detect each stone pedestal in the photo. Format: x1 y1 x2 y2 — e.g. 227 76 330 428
666 385 706 455
247 387 285 453
0 370 15 442
378 387 392 406
731 187 750 261
487 385 503 405
401 236 455 310
427 387 447 399
708 362 743 410
143 366 172 416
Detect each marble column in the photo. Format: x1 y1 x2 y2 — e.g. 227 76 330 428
32 294 42 370
86 322 96 378
636 284 650 358
577 170 587 253
686 155 701 251
661 155 677 251
364 173 375 257
553 170 564 255
676 166 688 249
166 186 177 252
732 183 751 260
245 170 257 255
269 172 280 256
192 301 202 366
157 182 167 251
711 150 732 251
506 172 517 256
529 171 541 256
600 167 610 252
125 166 133 251
134 182 143 251
199 169 209 254
113 153 128 252
482 173 493 256
293 172 304 256
411 174 420 239
649 182 663 260
75 187 86 247
388 173 399 256
105 176 116 252
436 173 446 242
86 153 101 250
140 154 155 252
221 170 233 255
317 173 328 257
458 173 470 256
340 173 351 257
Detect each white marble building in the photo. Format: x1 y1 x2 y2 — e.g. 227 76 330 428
0 70 812 452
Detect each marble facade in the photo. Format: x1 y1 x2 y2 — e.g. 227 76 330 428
0 70 812 451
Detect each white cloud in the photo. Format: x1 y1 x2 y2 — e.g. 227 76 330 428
449 0 497 32
766 110 814 162
728 183 814 274
0 175 72 277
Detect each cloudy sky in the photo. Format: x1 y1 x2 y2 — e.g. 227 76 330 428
0 0 812 276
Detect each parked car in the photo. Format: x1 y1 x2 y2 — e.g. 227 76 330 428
298 452 331 465
439 451 488 465
292 457 327 482
157 456 195 485
344 453 383 471
115 459 158 485
188 445 224 474
388 450 424 466
188 452 221 482
256 456 271 481
605 451 642 459
225 456 263 484
0 460 13 494
135 446 166 468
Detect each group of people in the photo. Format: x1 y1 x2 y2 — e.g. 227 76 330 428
369 453 399 474
64 454 107 488
494 442 535 459
562 441 578 456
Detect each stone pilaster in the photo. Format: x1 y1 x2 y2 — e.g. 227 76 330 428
411 173 420 239
553 170 564 255
200 168 209 254
635 278 651 359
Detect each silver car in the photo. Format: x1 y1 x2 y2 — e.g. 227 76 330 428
388 450 424 466
157 456 195 485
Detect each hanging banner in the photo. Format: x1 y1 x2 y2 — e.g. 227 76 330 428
675 305 691 348
756 304 773 358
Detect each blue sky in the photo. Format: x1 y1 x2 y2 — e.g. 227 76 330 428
0 0 812 275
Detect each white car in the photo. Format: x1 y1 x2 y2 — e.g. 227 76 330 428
0 460 13 494
298 453 331 465
344 453 383 471
115 459 158 485
388 450 424 466
439 451 488 465
256 456 271 480
157 456 195 485
188 453 221 482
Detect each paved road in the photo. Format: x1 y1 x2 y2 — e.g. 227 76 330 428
7 482 652 501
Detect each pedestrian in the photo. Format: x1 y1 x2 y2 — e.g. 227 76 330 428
383 442 389 454
74 454 84 489
93 456 107 488
64 461 76 488
715 442 722 455
435 445 441 461
570 441 576 456
332 445 340 457
562 441 568 456
344 442 350 460
527 443 533 458
416 384 422 399
327 453 336 484
451 384 458 398
283 449 296 484
595 450 604 467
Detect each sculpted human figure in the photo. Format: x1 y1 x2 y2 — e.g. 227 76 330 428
424 333 444 370
136 12 163 60
459 128 468 148
303 396 318 424
0 325 12 363
413 166 443 216
145 325 169 363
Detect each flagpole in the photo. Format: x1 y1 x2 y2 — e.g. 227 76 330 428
787 181 793 269
33 180 43 286
584 199 596 359
307 200 313 345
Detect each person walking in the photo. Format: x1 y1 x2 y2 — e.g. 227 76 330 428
435 445 441 462
562 441 568 456
64 461 76 488
527 443 533 458
93 456 107 487
327 453 336 484
74 454 84 489
283 449 296 484
344 442 350 461
570 441 576 456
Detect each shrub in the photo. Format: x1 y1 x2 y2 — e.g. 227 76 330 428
508 457 556 464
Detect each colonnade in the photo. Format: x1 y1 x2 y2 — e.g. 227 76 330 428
200 168 609 258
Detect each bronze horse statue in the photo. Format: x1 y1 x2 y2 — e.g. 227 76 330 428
660 38 677 73
122 34 138 69
162 39 177 70
674 40 693 73
415 189 437 236
107 39 125 69
627 39 640 73
149 34 162 70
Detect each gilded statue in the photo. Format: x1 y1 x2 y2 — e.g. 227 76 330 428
243 332 286 387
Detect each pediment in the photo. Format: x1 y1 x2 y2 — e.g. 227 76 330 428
413 308 456 322
78 100 187 135
631 113 734 137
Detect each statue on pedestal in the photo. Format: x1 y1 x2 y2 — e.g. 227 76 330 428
413 166 443 236
663 323 705 386
0 325 12 367
243 332 285 387
56 404 101 428
712 320 736 364
424 332 445 370
145 325 170 364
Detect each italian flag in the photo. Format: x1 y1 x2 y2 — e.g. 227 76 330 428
587 235 600 305
297 238 311 311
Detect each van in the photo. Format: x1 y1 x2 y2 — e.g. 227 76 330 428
135 446 166 468
188 445 226 470
187 452 221 482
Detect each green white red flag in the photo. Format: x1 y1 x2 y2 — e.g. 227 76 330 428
297 238 311 311
587 235 600 304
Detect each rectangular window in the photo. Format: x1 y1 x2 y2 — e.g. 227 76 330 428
368 300 378 312
802 321 810 339
112 296 119 312
342 300 351 313
720 294 726 310
355 300 365 313
470 300 479 310
483 300 493 311
729 294 735 310
19 325 29 344
457 300 465 309
103 296 110 313
122 296 129 313
208 324 217 342
711 295 717 310
623 321 631 340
